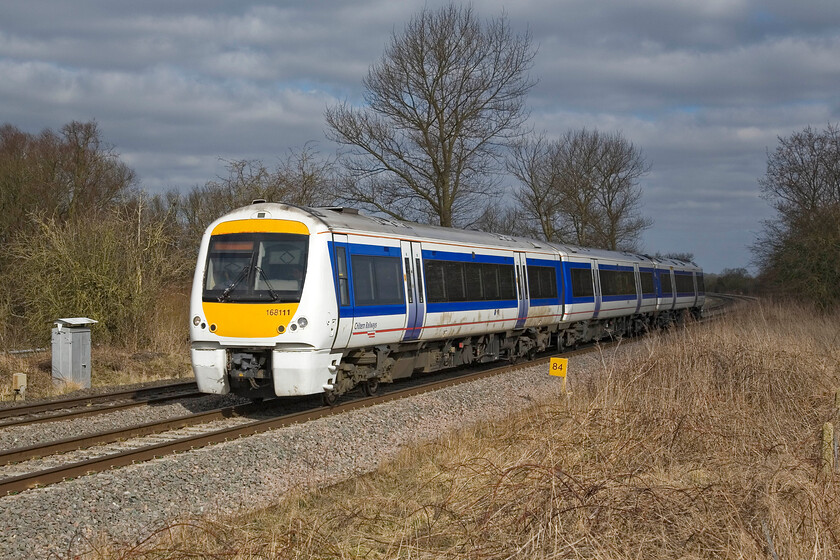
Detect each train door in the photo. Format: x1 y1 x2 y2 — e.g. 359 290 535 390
667 268 676 309
401 241 425 341
514 252 530 329
592 259 602 319
331 234 354 348
633 263 642 313
692 272 699 308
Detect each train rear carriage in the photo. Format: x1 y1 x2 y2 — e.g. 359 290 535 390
653 257 704 323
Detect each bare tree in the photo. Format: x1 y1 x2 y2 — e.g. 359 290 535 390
471 202 533 238
0 121 135 246
508 135 564 240
510 128 651 250
753 123 840 307
174 144 337 248
589 130 652 250
325 3 535 227
58 121 136 219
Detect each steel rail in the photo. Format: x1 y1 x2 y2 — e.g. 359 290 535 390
0 399 270 466
0 387 203 429
0 348 594 495
0 381 197 420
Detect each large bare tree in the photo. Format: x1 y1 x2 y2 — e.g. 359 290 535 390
510 128 652 250
325 3 535 227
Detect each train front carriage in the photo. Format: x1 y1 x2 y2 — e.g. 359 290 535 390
190 203 341 399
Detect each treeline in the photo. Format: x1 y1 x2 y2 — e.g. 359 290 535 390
752 123 840 308
0 123 337 348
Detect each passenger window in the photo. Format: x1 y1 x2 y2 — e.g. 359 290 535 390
465 262 483 301
640 272 655 295
660 272 673 296
570 268 594 298
351 255 404 306
443 261 466 301
498 265 516 299
423 260 516 302
481 264 500 300
599 269 636 297
424 261 446 303
527 265 558 299
675 273 694 294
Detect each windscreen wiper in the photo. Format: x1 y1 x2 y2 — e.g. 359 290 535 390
218 265 251 302
254 266 279 301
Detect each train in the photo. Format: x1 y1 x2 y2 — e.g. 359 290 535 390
189 201 704 403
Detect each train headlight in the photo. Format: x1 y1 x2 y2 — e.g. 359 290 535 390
277 325 285 334
290 323 298 332
193 316 201 326
297 317 308 329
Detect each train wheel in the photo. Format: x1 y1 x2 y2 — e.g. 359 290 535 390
362 378 380 396
322 390 338 407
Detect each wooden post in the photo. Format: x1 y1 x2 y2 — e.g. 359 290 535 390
822 422 834 476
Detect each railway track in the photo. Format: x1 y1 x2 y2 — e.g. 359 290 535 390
702 293 756 319
0 295 751 496
0 346 596 495
0 381 202 428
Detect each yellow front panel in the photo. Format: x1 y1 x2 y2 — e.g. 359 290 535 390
202 302 299 338
212 219 309 236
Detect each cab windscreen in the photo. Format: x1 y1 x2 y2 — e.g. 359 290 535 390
203 232 308 303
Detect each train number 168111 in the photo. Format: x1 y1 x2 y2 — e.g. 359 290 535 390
266 308 290 317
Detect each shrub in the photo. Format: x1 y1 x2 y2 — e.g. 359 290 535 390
2 204 189 348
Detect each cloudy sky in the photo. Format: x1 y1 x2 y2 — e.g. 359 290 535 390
1 1 838 273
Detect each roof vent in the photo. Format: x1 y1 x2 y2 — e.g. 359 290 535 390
325 207 360 215
252 199 266 205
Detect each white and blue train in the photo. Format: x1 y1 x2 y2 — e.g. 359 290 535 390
189 201 704 402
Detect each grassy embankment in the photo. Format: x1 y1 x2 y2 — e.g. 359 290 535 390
88 301 840 559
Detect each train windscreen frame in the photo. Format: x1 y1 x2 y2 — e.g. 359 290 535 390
203 232 308 303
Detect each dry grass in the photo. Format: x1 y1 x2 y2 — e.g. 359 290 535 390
94 302 840 558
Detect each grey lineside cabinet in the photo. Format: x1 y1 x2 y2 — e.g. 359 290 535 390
51 317 98 388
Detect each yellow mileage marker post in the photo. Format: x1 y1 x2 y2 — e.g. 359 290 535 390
549 357 570 395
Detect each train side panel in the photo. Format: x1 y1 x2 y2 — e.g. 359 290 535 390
419 244 520 340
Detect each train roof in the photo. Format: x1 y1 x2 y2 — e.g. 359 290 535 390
213 202 701 271
306 205 546 252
